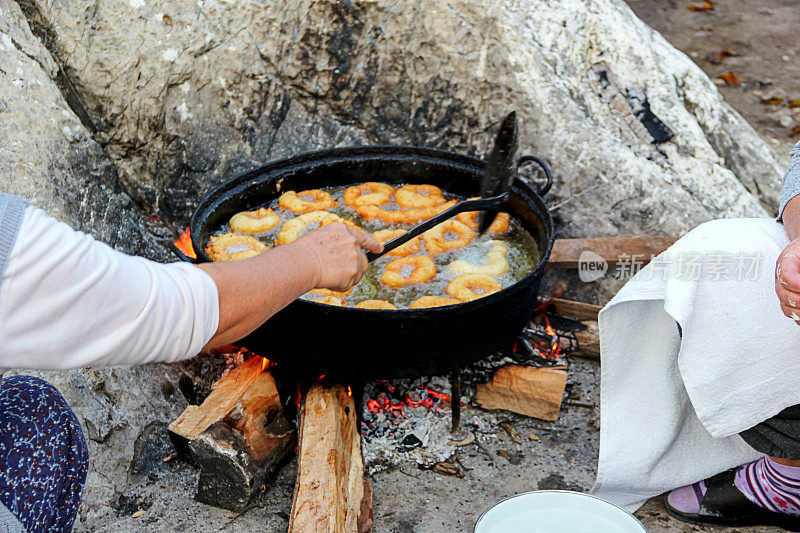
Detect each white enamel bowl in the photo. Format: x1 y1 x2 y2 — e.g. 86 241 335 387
474 490 647 533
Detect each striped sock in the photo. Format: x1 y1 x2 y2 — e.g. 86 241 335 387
734 457 800 516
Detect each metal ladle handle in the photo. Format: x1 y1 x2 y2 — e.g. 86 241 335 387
365 193 508 262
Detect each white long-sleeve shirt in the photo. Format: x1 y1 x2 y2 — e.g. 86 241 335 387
0 205 219 370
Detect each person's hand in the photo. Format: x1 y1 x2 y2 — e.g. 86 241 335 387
776 237 800 324
291 223 383 292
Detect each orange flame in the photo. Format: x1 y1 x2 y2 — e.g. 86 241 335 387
346 386 352 398
174 227 196 259
544 315 561 356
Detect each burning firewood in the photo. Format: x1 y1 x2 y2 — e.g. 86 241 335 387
168 356 295 511
289 384 372 533
572 321 600 359
476 365 568 421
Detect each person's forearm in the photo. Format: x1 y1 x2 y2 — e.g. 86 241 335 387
198 242 319 349
784 195 800 241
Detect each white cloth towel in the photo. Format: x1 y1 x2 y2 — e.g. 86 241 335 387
591 218 800 511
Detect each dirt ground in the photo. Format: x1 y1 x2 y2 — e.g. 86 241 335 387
74 2 799 531
625 0 800 160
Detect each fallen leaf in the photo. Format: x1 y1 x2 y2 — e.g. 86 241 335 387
789 98 800 108
431 461 464 478
716 72 742 86
792 124 800 137
708 48 740 64
132 510 146 518
162 14 173 26
528 433 540 441
760 96 785 106
687 0 714 11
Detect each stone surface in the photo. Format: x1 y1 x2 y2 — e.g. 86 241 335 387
19 0 783 233
0 0 168 259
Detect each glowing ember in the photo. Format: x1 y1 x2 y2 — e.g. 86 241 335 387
173 227 197 259
363 381 450 421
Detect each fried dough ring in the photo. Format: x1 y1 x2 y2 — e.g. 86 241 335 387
343 182 395 207
229 207 280 234
356 200 458 225
313 295 345 306
446 274 503 302
409 296 460 309
449 241 510 276
372 229 422 257
277 211 348 245
422 220 475 255
381 256 437 288
456 201 511 234
395 184 446 208
206 233 268 262
355 299 398 310
278 189 336 214
310 287 353 298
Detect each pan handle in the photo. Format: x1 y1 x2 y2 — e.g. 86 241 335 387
168 242 201 264
517 155 552 197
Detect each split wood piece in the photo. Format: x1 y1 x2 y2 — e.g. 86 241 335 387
549 298 602 322
169 356 268 441
289 384 372 533
168 358 295 511
572 321 600 360
547 235 678 269
475 365 567 421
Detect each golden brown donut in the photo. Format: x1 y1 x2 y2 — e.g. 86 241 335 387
372 229 422 257
449 241 509 276
277 211 347 244
394 184 445 208
206 233 268 262
229 207 280 234
445 274 502 301
278 190 336 214
409 296 461 309
355 299 398 310
343 182 395 207
422 220 475 256
381 256 437 288
355 200 457 225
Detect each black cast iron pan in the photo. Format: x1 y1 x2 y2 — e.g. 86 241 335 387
172 146 554 381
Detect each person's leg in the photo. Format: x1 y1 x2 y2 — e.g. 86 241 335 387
0 376 88 532
666 405 800 528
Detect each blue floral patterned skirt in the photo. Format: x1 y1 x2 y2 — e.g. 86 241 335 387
0 376 88 532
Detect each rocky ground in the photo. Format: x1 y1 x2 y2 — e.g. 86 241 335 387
626 0 800 159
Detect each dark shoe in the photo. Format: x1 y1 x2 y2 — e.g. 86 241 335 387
664 468 800 531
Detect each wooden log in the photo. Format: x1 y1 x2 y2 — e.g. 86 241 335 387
169 356 268 441
547 235 678 269
289 384 372 533
475 365 567 421
572 321 600 360
549 298 602 321
168 358 295 511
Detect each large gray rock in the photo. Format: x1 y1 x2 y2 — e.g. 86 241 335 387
19 0 784 233
0 0 168 258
